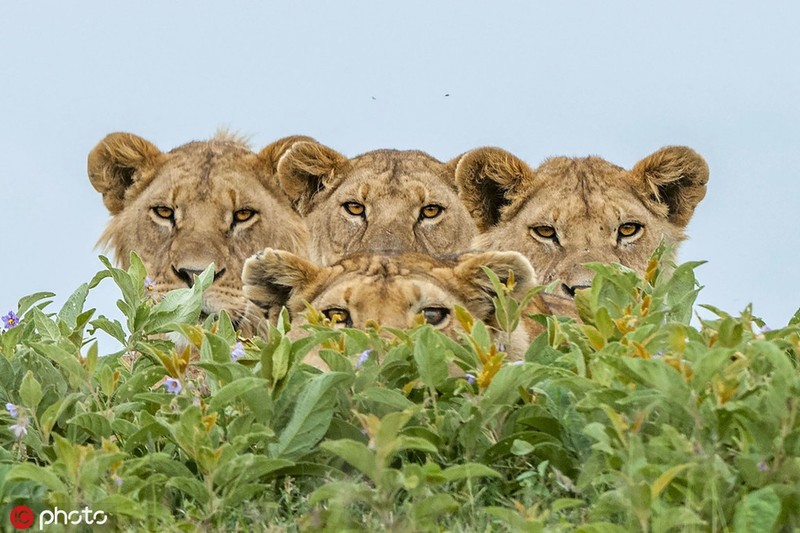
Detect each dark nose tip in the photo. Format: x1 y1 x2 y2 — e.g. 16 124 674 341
173 267 226 287
561 283 591 298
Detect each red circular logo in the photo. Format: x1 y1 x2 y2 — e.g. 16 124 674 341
9 506 34 529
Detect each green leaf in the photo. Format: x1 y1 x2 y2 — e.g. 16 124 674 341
68 412 113 438
412 493 458 520
29 307 60 341
651 463 690 498
359 387 415 411
39 392 82 439
57 283 89 329
6 463 68 494
17 291 55 316
208 377 269 412
165 476 209 505
732 486 781 533
510 439 536 456
214 455 293 487
321 439 377 482
90 316 127 344
93 494 147 519
440 463 502 482
413 327 449 389
272 335 292 381
19 370 43 410
269 372 352 460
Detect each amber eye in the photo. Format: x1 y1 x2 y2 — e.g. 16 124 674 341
233 209 256 223
618 222 643 239
152 206 174 220
420 204 444 220
323 308 353 327
421 307 450 326
343 202 365 217
531 225 558 242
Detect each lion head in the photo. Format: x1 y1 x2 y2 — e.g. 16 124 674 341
455 146 709 298
241 248 538 363
88 131 311 332
277 142 478 265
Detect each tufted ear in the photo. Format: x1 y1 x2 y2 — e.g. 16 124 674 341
632 146 709 227
242 247 322 315
257 135 317 177
451 147 534 231
87 133 164 214
454 250 537 302
277 141 349 215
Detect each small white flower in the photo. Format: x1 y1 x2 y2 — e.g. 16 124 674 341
356 349 371 369
10 422 27 439
230 342 245 362
6 402 18 418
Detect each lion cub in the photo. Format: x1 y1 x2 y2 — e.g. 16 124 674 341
276 142 478 265
88 131 312 332
241 248 540 368
454 146 709 299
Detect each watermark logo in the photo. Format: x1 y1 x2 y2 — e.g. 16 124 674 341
9 506 34 529
8 506 108 530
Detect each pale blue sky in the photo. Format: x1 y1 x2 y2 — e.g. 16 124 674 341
1 1 798 339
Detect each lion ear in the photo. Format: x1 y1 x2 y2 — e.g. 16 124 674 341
87 133 164 214
257 135 317 177
454 250 537 302
632 146 709 227
277 141 348 215
242 248 321 314
451 147 533 231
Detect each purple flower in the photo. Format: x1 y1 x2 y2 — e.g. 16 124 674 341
2 311 19 330
5 403 18 418
465 374 476 385
10 421 27 439
230 342 245 362
356 349 371 369
164 377 182 395
144 277 156 293
757 460 769 472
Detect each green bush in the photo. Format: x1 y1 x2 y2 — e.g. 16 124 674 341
0 249 798 532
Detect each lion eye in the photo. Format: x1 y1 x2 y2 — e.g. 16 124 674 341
618 222 643 239
421 307 450 326
343 202 365 217
233 209 256 223
323 308 353 327
531 225 558 242
419 204 444 220
152 206 174 220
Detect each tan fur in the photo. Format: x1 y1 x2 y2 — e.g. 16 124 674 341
88 132 314 333
455 146 709 299
242 249 538 367
277 142 478 265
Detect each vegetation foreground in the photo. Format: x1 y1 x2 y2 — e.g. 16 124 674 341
0 250 798 532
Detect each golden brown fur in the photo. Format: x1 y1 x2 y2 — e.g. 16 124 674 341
277 142 478 265
454 146 709 299
88 131 312 332
242 249 539 367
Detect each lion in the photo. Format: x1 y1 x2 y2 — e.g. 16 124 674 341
454 146 709 300
88 131 312 333
241 248 544 368
276 142 478 265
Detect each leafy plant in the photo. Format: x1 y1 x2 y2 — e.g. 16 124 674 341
0 250 797 532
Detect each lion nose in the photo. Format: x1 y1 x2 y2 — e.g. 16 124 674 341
561 283 591 298
173 266 226 287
